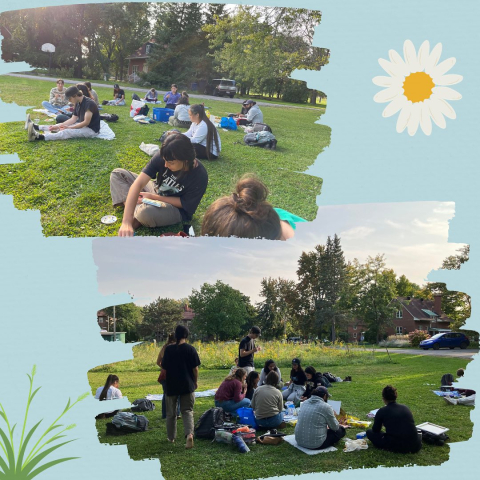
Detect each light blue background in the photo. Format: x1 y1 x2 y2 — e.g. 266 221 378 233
0 1 478 479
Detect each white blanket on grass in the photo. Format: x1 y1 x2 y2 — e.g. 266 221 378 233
146 388 217 401
283 435 337 454
97 120 115 140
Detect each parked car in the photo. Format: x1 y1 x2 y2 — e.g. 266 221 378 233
419 332 470 350
204 79 236 98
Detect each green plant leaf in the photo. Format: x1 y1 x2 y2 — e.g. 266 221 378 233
29 387 41 404
22 440 76 476
0 454 10 475
26 457 79 480
76 392 89 403
62 399 71 414
0 427 15 470
16 420 43 470
43 434 67 447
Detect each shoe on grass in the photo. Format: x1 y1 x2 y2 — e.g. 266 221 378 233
25 113 31 130
28 122 40 141
444 396 458 405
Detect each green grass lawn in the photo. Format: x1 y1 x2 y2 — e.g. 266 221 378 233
0 75 328 237
88 353 474 480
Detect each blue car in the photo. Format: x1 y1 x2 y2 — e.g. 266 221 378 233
419 332 470 350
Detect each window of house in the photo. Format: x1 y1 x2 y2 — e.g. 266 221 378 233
353 333 357 338
396 326 403 335
353 325 357 330
396 309 403 318
146 44 151 54
132 65 138 74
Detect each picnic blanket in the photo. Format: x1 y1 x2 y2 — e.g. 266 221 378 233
433 390 461 398
97 120 115 140
146 388 217 401
283 435 337 455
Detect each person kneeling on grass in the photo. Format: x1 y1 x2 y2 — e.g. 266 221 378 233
214 368 251 413
110 133 208 236
201 176 306 240
295 386 348 450
27 85 100 142
442 369 476 406
366 385 422 453
251 371 285 429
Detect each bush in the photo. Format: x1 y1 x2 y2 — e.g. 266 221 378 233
282 80 310 103
408 330 431 347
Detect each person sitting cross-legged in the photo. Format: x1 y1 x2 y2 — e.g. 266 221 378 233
366 385 422 453
295 386 348 450
27 85 101 142
251 371 285 429
214 368 251 413
41 78 72 115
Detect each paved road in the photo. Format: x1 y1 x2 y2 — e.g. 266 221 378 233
381 348 478 359
5 73 324 111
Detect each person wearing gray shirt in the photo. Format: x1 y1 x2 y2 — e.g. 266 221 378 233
295 386 347 449
238 99 264 125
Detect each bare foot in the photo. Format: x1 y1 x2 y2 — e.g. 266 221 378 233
186 434 194 449
167 438 175 443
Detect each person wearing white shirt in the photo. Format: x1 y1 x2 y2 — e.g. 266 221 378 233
168 95 192 128
95 374 123 400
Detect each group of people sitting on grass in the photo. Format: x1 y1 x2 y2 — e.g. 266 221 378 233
442 368 476 406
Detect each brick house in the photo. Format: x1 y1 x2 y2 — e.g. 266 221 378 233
97 309 109 330
346 295 452 342
126 39 155 80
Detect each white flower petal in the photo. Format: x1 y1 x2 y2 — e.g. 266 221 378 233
425 43 442 73
403 40 419 72
419 102 432 135
374 87 403 103
433 74 463 86
429 57 456 79
379 58 406 78
431 94 456 119
388 49 410 76
372 76 397 87
382 96 407 118
407 102 421 136
428 98 447 128
432 86 462 101
417 40 430 70
396 102 412 133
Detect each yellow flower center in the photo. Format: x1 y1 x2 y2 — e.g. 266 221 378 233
403 72 435 103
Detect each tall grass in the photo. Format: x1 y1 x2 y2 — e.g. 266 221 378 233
90 341 391 373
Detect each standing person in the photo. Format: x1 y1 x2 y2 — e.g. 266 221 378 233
245 371 260 400
157 333 180 419
164 84 182 109
27 86 101 142
258 359 283 388
237 99 263 125
238 326 262 375
161 325 200 448
282 358 307 403
111 133 208 236
144 88 159 103
105 84 125 106
168 95 192 128
251 371 285 429
295 386 348 450
366 385 422 453
214 368 251 413
85 81 100 106
41 79 71 115
182 104 221 160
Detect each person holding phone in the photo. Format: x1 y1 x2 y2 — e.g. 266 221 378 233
110 133 208 236
238 326 262 375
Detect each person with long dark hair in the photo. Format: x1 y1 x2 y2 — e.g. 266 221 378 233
259 359 283 387
282 358 307 403
161 325 200 448
95 374 122 400
301 366 326 400
157 333 180 419
214 368 251 413
245 371 260 400
110 133 208 236
183 104 221 160
105 84 125 106
201 176 306 240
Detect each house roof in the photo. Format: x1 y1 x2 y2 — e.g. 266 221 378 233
395 297 452 323
126 40 155 60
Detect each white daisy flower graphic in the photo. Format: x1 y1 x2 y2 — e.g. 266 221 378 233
373 40 462 136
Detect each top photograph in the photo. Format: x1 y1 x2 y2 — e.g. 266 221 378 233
0 2 330 239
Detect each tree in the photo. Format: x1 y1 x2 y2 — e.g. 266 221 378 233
256 277 296 339
103 303 143 342
189 281 255 341
140 297 184 341
395 274 421 298
440 245 470 270
354 255 398 343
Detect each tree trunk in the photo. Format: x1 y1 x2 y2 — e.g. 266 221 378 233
309 89 317 104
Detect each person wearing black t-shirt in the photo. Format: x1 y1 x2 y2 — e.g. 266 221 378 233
238 326 262 375
106 84 126 106
27 86 101 142
366 385 422 453
161 325 200 449
282 358 307 403
110 133 208 236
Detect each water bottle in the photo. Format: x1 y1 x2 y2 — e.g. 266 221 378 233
232 433 250 453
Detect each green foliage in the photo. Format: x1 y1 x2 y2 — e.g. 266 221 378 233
440 245 469 270
282 80 310 103
396 274 421 298
408 329 431 347
140 298 184 341
0 366 87 479
103 303 143 342
189 281 255 340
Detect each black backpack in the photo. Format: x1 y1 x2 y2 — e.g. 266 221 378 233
323 372 337 383
100 113 119 122
252 123 273 134
139 104 150 116
132 93 141 101
131 399 155 412
109 412 149 434
243 131 277 150
194 407 225 439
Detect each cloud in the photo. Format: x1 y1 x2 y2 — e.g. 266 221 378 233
339 226 375 240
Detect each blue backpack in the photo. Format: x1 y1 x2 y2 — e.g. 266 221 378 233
220 116 238 130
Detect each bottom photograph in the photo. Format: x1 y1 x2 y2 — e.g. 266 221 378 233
90 203 477 480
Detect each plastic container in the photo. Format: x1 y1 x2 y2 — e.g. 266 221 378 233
356 432 367 439
152 108 175 122
285 402 295 416
236 407 258 428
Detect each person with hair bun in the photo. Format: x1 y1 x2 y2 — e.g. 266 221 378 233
110 133 208 236
201 175 306 240
168 94 192 128
366 385 422 453
27 85 100 142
